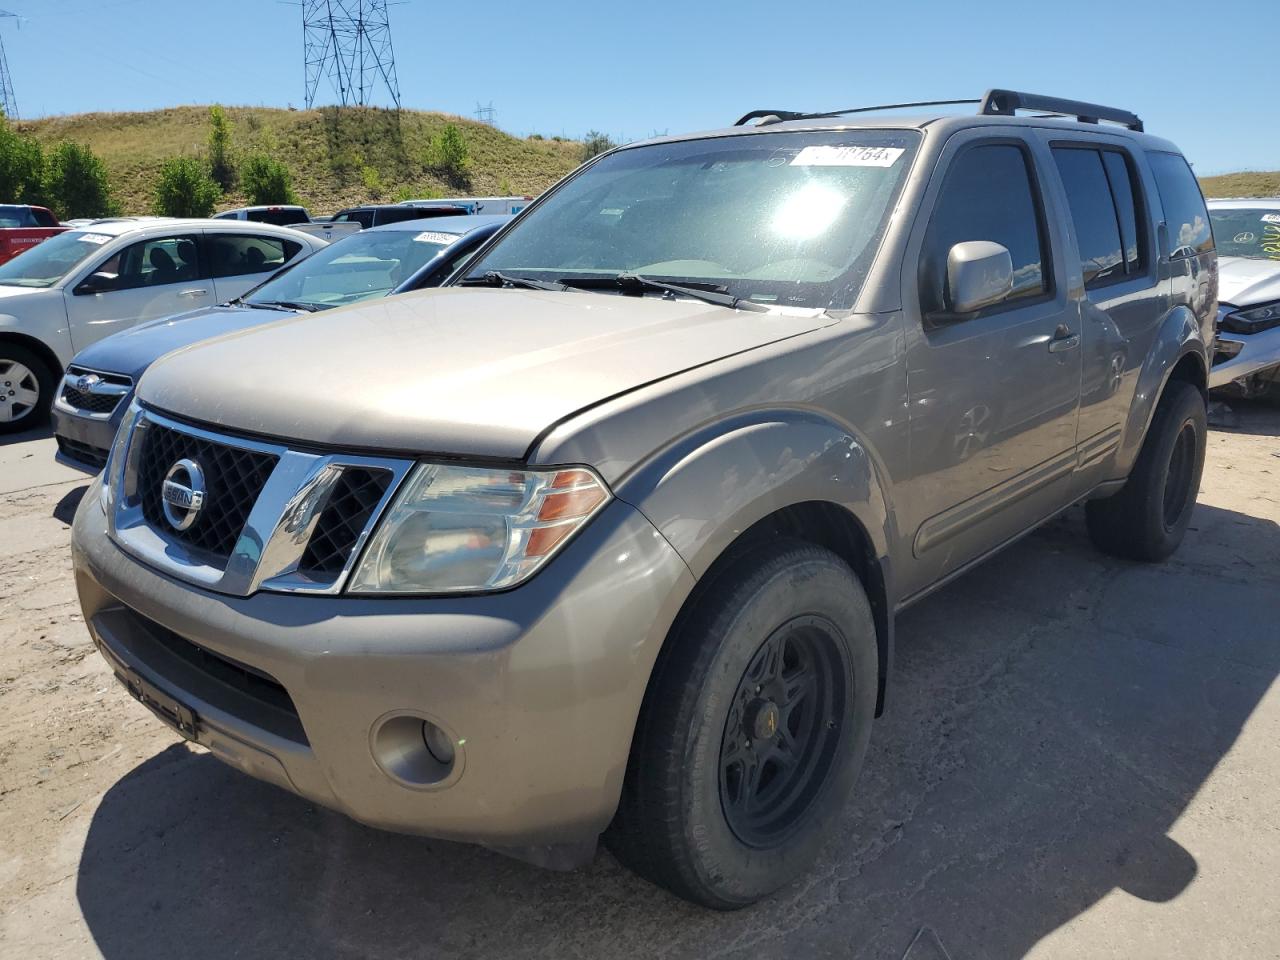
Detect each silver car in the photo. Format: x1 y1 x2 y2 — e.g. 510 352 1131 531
1206 197 1280 395
70 90 1215 908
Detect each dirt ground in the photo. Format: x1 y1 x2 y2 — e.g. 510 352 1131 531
0 403 1277 960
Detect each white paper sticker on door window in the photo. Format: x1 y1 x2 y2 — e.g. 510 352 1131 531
790 145 905 168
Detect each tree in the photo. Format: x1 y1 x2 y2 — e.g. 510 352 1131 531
580 130 617 163
424 123 469 185
240 154 297 205
153 157 220 218
42 142 117 219
208 105 235 189
0 113 45 204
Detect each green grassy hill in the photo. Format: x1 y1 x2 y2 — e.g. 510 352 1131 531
1198 170 1280 199
11 105 1279 213
17 106 584 216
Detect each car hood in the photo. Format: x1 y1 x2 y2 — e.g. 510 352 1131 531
138 287 830 459
71 304 297 380
0 284 49 305
1217 255 1280 308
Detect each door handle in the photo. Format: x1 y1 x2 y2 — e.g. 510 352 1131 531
178 288 209 299
1048 325 1080 353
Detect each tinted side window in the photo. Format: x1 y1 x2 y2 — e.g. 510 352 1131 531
98 235 200 291
921 143 1049 314
1148 152 1212 257
31 207 59 228
1051 147 1124 287
1101 151 1142 274
207 234 300 278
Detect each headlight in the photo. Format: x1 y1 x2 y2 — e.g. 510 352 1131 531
1220 300 1280 335
348 463 610 594
100 401 142 514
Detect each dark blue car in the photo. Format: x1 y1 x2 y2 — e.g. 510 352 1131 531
53 214 510 471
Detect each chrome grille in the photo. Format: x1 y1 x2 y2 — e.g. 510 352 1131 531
136 422 279 562
107 406 410 597
298 468 393 580
58 366 132 418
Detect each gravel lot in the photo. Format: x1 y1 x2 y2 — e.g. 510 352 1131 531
1 404 1277 960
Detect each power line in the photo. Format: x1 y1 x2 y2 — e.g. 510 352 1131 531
0 9 20 119
302 0 401 110
474 101 495 125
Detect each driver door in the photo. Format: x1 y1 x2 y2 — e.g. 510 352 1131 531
63 233 206 352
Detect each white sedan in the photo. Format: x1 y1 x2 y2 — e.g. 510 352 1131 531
0 217 326 433
1207 198 1280 395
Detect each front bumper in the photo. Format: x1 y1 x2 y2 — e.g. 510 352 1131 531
72 480 695 850
52 399 126 474
1209 323 1280 389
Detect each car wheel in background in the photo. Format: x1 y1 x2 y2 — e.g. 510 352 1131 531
0 343 56 434
606 541 878 909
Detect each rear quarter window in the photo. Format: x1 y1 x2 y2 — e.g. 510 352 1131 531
1148 152 1212 258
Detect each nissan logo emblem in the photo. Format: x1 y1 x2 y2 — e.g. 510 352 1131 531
161 458 207 532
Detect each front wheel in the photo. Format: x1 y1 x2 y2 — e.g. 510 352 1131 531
606 541 878 909
1086 380 1207 561
0 343 56 434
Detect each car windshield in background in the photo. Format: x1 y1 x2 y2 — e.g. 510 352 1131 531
1209 208 1280 261
0 230 109 287
467 130 920 311
245 227 457 310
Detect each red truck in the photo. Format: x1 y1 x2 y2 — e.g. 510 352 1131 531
0 205 68 265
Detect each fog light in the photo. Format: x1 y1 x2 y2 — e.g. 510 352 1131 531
422 720 455 765
370 712 462 788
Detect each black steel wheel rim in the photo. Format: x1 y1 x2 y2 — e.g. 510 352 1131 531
718 615 850 848
1162 422 1196 530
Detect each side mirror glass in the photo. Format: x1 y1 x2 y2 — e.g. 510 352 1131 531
946 240 1013 315
76 272 117 295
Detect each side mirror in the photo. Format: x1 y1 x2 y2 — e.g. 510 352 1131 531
75 272 117 295
946 241 1013 315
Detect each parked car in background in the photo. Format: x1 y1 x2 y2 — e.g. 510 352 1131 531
72 91 1215 908
0 218 325 432
1206 198 1280 396
53 214 511 468
402 195 535 215
213 205 312 226
329 203 471 229
0 204 69 266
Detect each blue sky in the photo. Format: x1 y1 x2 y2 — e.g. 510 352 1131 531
6 0 1276 174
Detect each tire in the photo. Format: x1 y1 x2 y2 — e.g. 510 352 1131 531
606 540 878 909
1086 380 1206 562
0 342 56 434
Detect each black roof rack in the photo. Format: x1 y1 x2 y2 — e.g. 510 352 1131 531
733 89 1144 132
979 89 1143 131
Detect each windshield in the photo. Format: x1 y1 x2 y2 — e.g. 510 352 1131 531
1209 207 1280 261
245 227 456 309
0 230 112 288
466 130 919 310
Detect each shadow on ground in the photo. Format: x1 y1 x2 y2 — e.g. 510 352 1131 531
75 502 1280 959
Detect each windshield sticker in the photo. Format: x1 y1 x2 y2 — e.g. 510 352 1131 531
1261 213 1280 224
78 233 111 245
790 145 905 168
413 231 455 244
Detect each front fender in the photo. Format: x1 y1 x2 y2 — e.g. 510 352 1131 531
613 408 894 582
1117 304 1208 472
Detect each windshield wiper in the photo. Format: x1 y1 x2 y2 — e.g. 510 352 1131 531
560 274 771 313
460 271 568 291
250 299 320 313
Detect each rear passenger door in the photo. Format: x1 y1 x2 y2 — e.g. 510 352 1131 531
900 135 1082 596
1046 140 1162 487
204 233 305 303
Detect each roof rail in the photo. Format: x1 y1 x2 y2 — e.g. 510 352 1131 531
733 91 1144 132
979 88 1143 131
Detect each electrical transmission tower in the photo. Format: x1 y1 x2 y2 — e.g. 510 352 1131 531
302 1 401 110
474 102 495 125
0 9 20 119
